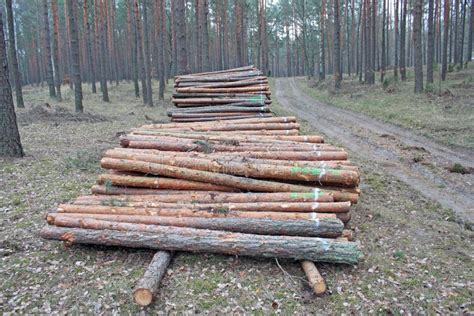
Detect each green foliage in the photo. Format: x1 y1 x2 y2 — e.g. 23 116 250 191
448 163 469 174
393 250 405 260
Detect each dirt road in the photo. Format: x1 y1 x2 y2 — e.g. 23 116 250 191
275 78 473 224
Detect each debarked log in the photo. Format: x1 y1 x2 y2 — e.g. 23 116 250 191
40 222 363 264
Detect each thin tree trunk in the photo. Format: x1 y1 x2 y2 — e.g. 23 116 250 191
98 0 110 102
381 0 386 82
43 0 56 98
400 0 407 80
134 0 147 104
84 0 97 93
176 0 188 75
5 0 25 108
0 11 23 157
334 0 342 89
157 0 165 100
66 0 83 112
202 0 210 71
442 0 450 80
143 0 153 106
459 0 467 66
427 0 436 83
467 0 473 65
394 0 399 77
320 0 326 80
413 0 424 92
51 0 62 101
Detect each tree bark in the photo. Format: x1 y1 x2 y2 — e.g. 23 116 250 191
133 251 172 306
320 0 326 80
467 0 473 65
334 0 342 89
142 0 153 106
5 0 25 108
43 0 56 98
66 0 83 112
176 0 188 75
0 11 23 157
413 0 424 92
441 0 450 80
40 222 363 264
47 213 344 238
156 0 166 100
427 0 436 83
134 0 147 105
84 0 97 94
400 0 407 81
51 0 62 100
98 0 110 101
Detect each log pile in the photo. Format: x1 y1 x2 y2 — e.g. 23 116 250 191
169 66 273 122
40 68 363 306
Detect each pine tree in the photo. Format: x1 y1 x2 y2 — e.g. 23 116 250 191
5 0 24 108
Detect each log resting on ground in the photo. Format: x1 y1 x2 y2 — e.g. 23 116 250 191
40 221 363 264
133 251 172 306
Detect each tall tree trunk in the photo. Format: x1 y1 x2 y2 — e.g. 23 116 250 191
320 0 326 80
51 0 62 101
66 0 83 112
459 0 467 66
84 0 97 93
334 0 342 89
371 0 376 80
413 0 424 92
170 0 177 76
442 0 450 80
454 0 460 64
202 0 210 71
98 0 110 102
235 0 243 67
427 0 436 83
400 0 407 80
467 0 473 65
394 0 399 77
156 0 165 100
381 0 386 82
134 0 147 104
0 11 23 157
128 0 139 97
5 0 25 108
143 0 153 106
43 0 56 98
176 0 188 75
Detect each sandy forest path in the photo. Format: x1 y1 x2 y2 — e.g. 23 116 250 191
275 78 473 224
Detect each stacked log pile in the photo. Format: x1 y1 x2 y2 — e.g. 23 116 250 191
169 66 272 122
41 69 363 306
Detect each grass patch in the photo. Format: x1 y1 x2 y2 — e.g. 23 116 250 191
296 64 474 149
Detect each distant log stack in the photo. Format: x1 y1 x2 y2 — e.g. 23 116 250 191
169 66 273 122
41 67 363 305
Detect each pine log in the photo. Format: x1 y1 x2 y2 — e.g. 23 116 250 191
47 213 345 237
101 158 320 192
130 131 324 143
175 86 270 93
56 204 347 221
104 150 359 187
301 261 327 295
133 251 172 306
68 199 351 213
90 185 195 195
40 222 363 264
171 115 272 122
168 105 271 114
76 190 334 204
175 65 256 78
173 92 270 98
142 122 298 131
97 174 237 192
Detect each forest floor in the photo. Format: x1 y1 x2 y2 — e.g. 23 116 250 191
0 77 473 314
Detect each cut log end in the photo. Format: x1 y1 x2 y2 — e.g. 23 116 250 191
133 288 153 306
301 260 327 295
